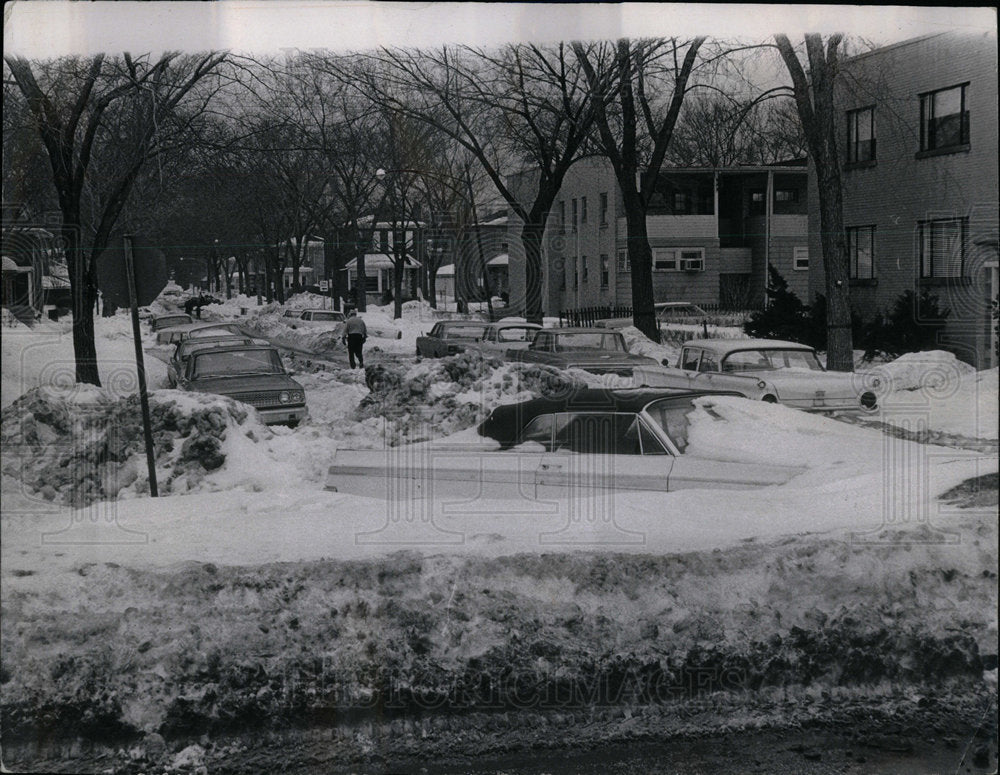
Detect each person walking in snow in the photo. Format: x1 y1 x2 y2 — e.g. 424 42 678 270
342 310 368 369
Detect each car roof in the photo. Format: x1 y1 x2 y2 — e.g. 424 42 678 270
301 308 343 314
189 342 278 357
486 321 540 329
177 335 261 353
544 327 622 335
683 338 814 354
478 388 740 445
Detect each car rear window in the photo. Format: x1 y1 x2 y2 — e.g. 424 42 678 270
554 332 624 351
643 399 695 453
309 312 344 322
443 325 487 339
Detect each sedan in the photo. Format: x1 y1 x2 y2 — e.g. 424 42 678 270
178 343 307 426
167 335 268 387
506 327 659 378
155 321 247 346
416 320 489 357
150 313 193 331
325 388 801 499
462 321 542 358
633 338 879 412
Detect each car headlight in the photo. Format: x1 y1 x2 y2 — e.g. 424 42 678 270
293 391 304 402
279 391 290 404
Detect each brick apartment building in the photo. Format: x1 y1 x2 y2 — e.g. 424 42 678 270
816 30 998 367
506 157 810 316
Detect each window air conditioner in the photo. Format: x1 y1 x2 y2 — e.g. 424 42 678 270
681 258 704 272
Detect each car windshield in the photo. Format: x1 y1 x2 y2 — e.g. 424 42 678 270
443 324 487 339
554 332 625 351
722 348 823 372
497 326 537 342
657 304 706 319
308 312 344 322
642 398 696 453
191 349 284 378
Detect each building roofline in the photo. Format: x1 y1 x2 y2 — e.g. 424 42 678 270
842 31 958 65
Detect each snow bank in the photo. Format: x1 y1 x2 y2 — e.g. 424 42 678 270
0 385 294 506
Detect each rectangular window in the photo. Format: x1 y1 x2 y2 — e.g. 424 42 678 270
600 193 608 224
775 189 799 203
617 249 630 273
919 217 966 278
571 199 578 230
581 196 588 224
793 246 809 271
570 256 577 287
847 226 875 280
846 107 876 163
581 255 588 283
600 254 609 287
653 248 678 271
673 192 688 213
559 201 566 231
920 84 969 152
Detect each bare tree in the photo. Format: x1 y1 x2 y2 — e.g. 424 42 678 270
4 52 229 384
335 43 600 322
774 34 854 371
574 38 706 341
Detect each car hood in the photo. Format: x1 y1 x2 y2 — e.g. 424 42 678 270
186 374 303 394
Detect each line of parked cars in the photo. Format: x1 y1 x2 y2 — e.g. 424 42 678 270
149 312 307 426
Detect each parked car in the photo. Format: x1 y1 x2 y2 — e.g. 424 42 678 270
281 309 304 320
167 335 269 387
294 309 346 330
150 313 193 331
416 320 490 357
325 388 801 499
177 343 307 426
156 321 247 346
463 321 543 358
633 338 879 412
656 302 708 323
506 327 659 378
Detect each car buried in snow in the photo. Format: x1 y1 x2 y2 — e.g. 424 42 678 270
176 342 307 426
633 338 879 413
293 309 346 331
505 327 659 379
415 320 490 357
325 388 802 499
150 313 193 331
155 321 248 346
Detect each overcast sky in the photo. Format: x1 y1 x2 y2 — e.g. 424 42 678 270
4 2 996 57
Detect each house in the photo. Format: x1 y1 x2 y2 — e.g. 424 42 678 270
817 30 998 367
342 218 423 303
505 157 809 317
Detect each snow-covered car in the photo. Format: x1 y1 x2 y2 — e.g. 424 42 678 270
415 320 489 357
167 335 269 388
462 321 542 358
325 388 801 498
294 309 346 331
155 321 247 346
150 313 193 331
177 343 307 426
506 327 659 378
633 338 879 413
281 309 303 320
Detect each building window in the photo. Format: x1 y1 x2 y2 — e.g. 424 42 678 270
571 199 578 230
653 248 678 271
581 255 588 282
600 193 608 225
847 226 875 280
920 84 969 152
673 192 688 213
775 189 799 203
793 246 809 271
580 196 587 224
559 201 566 231
919 217 966 278
570 256 577 288
846 107 876 163
600 254 609 287
617 249 630 273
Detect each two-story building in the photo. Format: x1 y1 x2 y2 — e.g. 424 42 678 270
506 157 810 316
817 30 998 367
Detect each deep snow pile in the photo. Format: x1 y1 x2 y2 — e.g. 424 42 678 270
357 352 588 444
0 386 294 506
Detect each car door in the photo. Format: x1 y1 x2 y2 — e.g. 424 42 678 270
534 413 673 498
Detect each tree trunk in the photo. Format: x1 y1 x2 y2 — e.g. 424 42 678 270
623 204 659 342
521 221 545 324
61 220 102 385
393 253 404 320
817 160 854 371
